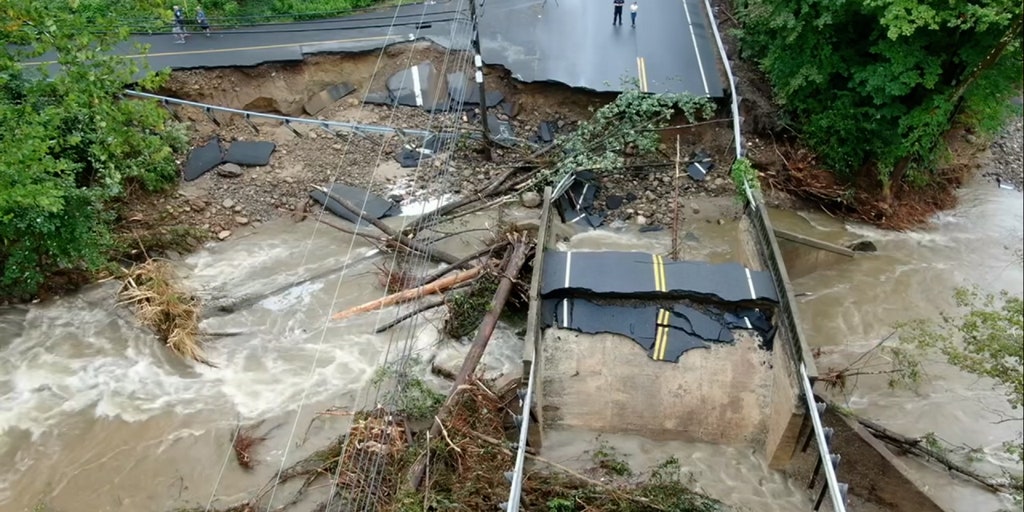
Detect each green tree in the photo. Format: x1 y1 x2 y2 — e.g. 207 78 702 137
901 285 1024 492
736 0 1023 199
0 1 186 299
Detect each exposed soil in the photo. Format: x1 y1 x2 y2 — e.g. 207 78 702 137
128 42 739 245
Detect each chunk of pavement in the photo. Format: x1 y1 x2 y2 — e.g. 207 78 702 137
303 82 357 116
362 91 391 106
555 171 605 228
669 305 734 343
309 183 401 225
445 72 505 108
224 141 276 166
216 162 244 178
387 61 437 109
687 150 715 182
639 225 663 233
538 121 556 143
182 137 224 181
486 114 515 145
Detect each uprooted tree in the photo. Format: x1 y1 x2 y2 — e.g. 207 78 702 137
1 1 188 300
736 0 1023 199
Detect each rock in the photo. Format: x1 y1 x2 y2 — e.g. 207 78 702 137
847 240 878 252
635 215 647 225
216 163 244 178
188 198 207 211
520 191 542 208
717 218 726 225
692 206 701 215
221 198 235 209
217 230 232 240
235 216 249 225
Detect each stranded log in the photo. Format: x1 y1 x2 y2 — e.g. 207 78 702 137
331 266 484 321
409 234 532 489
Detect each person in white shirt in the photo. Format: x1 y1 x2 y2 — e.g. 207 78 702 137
630 1 638 28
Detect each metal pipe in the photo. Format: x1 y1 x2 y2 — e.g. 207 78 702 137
122 89 436 137
800 362 847 512
505 352 537 512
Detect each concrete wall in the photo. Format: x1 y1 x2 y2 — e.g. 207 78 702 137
778 240 852 281
763 346 805 468
541 329 772 444
784 407 948 512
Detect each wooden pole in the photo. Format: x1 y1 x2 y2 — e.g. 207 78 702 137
409 235 532 489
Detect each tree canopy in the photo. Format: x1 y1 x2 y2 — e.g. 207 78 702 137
737 0 1023 195
0 1 186 299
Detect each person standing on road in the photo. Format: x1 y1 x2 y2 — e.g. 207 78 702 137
172 5 187 43
630 1 638 27
613 0 624 25
196 6 211 36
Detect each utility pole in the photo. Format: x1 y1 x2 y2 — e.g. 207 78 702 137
467 0 492 150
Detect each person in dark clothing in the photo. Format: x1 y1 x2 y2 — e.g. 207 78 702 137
172 5 187 43
196 6 211 35
613 0 624 25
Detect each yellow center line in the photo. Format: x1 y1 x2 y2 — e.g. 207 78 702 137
651 253 663 292
19 34 398 66
657 254 666 293
655 309 669 361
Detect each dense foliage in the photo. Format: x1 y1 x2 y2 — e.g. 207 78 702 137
0 2 187 299
56 0 384 29
736 0 1023 195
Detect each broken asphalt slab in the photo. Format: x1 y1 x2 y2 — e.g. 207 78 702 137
224 141 276 166
303 82 356 116
540 251 780 303
309 183 401 225
182 137 224 181
445 72 505 108
543 298 720 363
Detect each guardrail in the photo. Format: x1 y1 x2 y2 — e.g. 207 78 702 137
123 89 438 138
703 1 846 510
502 187 552 512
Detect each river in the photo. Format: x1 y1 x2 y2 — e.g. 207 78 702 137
0 179 1020 512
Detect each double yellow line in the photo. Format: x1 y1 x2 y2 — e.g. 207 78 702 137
636 56 649 93
653 309 671 361
651 253 669 361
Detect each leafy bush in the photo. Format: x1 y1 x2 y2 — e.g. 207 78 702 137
1 2 186 299
737 0 1023 194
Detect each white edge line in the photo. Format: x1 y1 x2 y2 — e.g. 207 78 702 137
411 64 424 107
682 0 710 96
564 251 573 289
744 267 757 300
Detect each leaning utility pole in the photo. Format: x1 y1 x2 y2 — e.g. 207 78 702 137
467 0 492 149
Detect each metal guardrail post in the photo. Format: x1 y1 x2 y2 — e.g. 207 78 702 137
800 363 848 512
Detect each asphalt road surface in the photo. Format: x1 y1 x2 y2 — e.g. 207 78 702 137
23 0 724 96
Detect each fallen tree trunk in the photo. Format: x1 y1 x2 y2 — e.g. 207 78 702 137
854 415 1020 494
372 298 446 334
331 265 484 321
312 186 469 269
417 240 510 287
408 234 532 489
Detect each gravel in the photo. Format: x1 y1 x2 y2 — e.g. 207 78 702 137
981 114 1024 191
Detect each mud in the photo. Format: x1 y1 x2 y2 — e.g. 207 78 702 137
140 42 740 246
